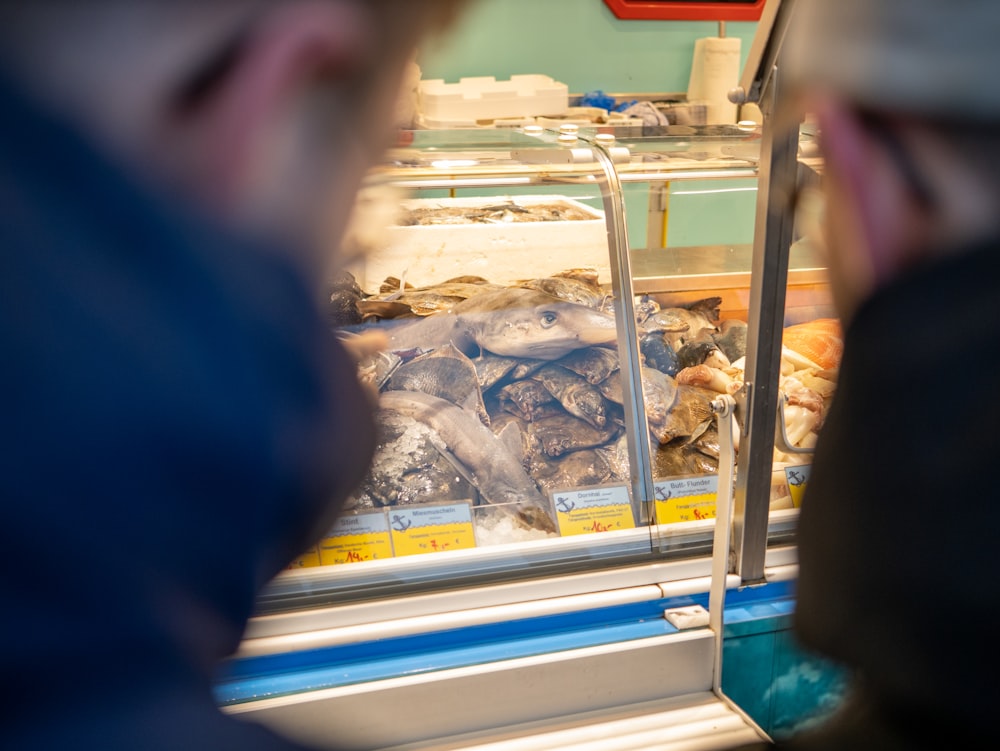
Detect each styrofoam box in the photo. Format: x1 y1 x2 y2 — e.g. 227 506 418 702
418 75 569 123
350 195 609 292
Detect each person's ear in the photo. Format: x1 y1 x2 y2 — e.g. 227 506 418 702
166 0 375 213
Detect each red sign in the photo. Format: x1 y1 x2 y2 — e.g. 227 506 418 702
603 1 766 21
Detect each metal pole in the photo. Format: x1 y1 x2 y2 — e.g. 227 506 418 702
731 65 800 584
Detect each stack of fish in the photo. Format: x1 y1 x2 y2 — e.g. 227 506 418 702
337 269 770 540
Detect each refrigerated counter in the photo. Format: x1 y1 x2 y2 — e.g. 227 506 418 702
213 97 839 746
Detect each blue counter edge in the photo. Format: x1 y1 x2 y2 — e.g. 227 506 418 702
216 579 796 705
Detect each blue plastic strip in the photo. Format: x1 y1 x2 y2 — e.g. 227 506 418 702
216 580 796 706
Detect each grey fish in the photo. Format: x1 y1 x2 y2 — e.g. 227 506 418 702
633 295 661 324
371 279 504 317
510 358 547 380
558 346 619 385
379 391 557 533
515 276 606 309
473 353 521 391
327 271 363 327
644 296 721 350
530 449 613 496
349 410 477 509
640 332 680 376
599 367 683 446
713 319 748 362
594 432 631 484
659 384 717 445
676 340 727 370
497 379 559 423
527 413 622 458
652 423 720 479
531 364 608 429
385 344 489 426
384 288 618 361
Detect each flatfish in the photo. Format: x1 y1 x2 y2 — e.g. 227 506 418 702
645 297 721 349
594 432 631 484
530 449 613 495
599 366 679 445
497 379 558 423
652 424 720 479
385 344 489 426
473 353 522 391
531 364 608 429
558 346 619 385
371 278 504 317
515 275 607 309
527 414 622 458
660 384 717 444
379 391 557 533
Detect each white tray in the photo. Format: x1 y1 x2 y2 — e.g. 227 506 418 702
351 195 609 291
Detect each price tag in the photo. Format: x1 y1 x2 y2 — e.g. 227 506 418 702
784 464 811 508
319 512 393 565
286 545 322 569
552 485 635 536
654 475 718 523
389 502 477 557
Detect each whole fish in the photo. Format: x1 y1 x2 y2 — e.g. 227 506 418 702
644 297 721 349
527 413 622 458
530 448 613 496
349 410 476 509
515 276 607 309
640 332 680 376
384 288 618 360
379 391 557 533
385 344 489 426
558 346 619 385
531 364 608 429
497 379 558 423
713 319 748 362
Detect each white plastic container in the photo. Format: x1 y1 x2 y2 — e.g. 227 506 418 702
350 195 608 292
418 75 569 125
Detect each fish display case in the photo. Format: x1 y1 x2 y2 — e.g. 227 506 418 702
222 4 833 744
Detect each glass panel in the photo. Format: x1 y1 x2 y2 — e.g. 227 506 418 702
259 126 774 612
769 150 837 540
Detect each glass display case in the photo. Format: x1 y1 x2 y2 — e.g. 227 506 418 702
222 54 836 742
250 120 833 613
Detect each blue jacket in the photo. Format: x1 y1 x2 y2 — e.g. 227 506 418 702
0 72 374 749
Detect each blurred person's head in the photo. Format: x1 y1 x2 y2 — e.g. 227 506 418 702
786 0 1000 323
0 0 464 277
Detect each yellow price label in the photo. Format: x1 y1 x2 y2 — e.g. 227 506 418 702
785 465 811 508
553 485 635 537
286 545 322 569
389 503 477 557
319 512 393 565
654 476 718 524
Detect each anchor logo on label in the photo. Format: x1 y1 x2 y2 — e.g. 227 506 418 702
555 496 575 513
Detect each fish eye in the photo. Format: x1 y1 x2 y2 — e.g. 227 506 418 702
540 311 558 328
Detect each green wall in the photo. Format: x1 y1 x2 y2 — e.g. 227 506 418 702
416 0 762 250
419 0 758 95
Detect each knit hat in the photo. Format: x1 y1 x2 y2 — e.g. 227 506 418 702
786 0 1000 120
